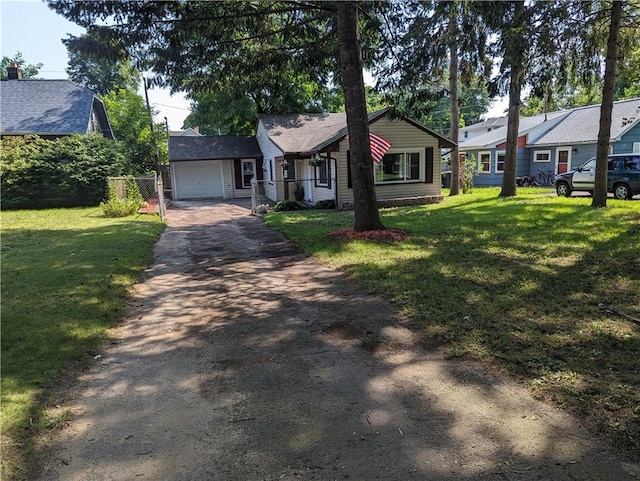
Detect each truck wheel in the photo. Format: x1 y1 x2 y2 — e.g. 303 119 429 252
613 183 632 200
556 181 572 197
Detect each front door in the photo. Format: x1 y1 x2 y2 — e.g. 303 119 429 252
556 147 570 174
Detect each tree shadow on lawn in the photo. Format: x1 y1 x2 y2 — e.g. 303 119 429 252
28 212 637 480
336 203 640 460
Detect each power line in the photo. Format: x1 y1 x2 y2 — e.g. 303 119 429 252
152 102 191 111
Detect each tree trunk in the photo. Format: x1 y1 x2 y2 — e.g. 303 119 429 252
448 4 460 196
500 65 523 197
335 2 385 231
592 1 622 208
499 1 526 198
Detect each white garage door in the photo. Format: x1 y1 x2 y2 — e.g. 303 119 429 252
173 161 224 199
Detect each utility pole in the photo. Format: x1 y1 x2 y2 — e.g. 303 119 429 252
143 78 166 219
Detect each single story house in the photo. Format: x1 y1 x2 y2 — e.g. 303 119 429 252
0 65 114 139
169 108 456 208
458 97 640 186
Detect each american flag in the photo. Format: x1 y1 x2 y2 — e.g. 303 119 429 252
370 132 391 164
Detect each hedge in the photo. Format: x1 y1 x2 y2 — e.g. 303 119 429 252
1 135 129 210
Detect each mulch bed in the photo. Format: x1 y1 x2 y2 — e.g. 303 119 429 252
326 228 411 243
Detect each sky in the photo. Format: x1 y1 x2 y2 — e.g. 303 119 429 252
1 0 507 131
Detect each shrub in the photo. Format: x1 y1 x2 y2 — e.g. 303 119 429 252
314 199 336 209
100 178 143 217
0 134 128 210
461 154 477 194
273 199 301 212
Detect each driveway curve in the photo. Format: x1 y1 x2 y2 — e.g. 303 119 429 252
39 200 638 481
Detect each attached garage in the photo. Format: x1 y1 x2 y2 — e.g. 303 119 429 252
172 160 224 199
169 135 263 200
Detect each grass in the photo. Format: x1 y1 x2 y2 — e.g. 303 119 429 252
1 207 165 480
264 187 640 460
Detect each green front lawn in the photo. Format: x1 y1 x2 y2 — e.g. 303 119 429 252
1 207 165 479
265 188 640 459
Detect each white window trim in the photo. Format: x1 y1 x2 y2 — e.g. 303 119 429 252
374 149 424 184
478 151 491 174
241 159 256 188
633 142 640 153
495 150 506 174
315 159 329 187
555 146 572 174
533 150 551 163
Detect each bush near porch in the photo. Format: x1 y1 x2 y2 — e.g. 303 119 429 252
265 187 640 460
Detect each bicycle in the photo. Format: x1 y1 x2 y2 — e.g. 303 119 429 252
532 168 556 186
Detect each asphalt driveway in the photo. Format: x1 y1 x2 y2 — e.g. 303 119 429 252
39 200 638 480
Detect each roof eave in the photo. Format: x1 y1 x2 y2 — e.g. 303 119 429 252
0 131 78 137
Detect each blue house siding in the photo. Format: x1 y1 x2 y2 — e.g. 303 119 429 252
569 145 597 168
463 149 499 186
614 122 640 153
466 147 532 185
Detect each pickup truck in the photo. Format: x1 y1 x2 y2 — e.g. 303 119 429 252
554 153 640 200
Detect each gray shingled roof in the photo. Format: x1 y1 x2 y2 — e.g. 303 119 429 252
260 112 350 153
529 98 640 145
458 98 640 149
0 79 113 138
260 108 455 153
459 111 567 149
169 135 262 161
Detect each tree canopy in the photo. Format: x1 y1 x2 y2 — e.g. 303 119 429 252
65 32 140 96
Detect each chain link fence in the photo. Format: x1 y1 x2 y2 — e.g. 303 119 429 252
250 178 273 215
107 175 165 218
108 175 157 201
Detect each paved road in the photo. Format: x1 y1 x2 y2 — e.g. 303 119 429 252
39 200 638 481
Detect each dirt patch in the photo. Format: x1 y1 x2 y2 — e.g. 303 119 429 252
323 321 362 340
34 200 639 481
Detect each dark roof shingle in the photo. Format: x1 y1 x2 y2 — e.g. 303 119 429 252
169 135 263 161
0 79 113 138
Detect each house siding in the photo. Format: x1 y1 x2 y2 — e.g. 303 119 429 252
615 122 640 153
229 158 260 199
335 118 442 206
306 156 337 203
256 121 284 201
221 160 233 198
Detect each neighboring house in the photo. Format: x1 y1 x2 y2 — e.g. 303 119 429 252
169 127 202 137
458 117 507 143
168 108 456 208
459 98 640 186
169 135 263 200
0 65 114 139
